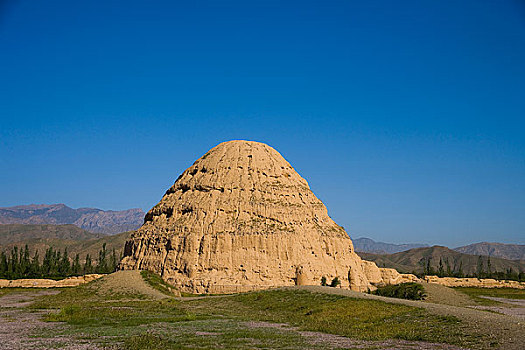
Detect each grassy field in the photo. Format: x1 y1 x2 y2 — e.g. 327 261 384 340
454 287 525 306
24 279 494 350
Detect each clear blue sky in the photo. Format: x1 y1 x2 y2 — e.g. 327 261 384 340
1 1 524 247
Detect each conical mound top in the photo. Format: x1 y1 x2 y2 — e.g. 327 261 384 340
185 140 308 189
142 140 342 238
121 140 402 294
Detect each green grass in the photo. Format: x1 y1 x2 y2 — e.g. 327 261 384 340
454 287 525 306
184 290 468 344
121 324 322 350
0 287 50 297
43 301 199 326
23 279 491 349
140 270 177 296
31 283 197 327
123 333 174 350
28 286 484 349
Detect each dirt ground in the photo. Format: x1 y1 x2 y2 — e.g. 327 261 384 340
2 275 524 350
471 296 525 318
92 270 167 299
0 271 167 350
420 282 473 307
0 290 101 350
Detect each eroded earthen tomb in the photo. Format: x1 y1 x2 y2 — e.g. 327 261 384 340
120 140 416 293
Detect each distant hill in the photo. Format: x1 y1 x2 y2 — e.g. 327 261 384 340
0 204 144 234
454 242 525 261
357 245 525 275
0 224 130 260
0 224 104 245
352 237 428 254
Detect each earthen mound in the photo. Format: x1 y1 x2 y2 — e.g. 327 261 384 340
120 140 414 293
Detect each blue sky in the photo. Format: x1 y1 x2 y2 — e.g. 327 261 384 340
1 1 524 246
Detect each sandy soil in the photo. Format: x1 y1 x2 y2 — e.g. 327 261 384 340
421 282 473 307
91 270 167 300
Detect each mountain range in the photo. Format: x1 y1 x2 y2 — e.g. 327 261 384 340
454 242 525 261
357 245 525 275
0 204 144 235
352 237 428 254
353 237 524 261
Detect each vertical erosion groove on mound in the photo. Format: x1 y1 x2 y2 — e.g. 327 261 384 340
120 140 415 293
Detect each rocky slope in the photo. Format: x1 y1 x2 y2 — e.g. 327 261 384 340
454 242 525 261
0 204 144 234
353 237 428 254
120 140 416 293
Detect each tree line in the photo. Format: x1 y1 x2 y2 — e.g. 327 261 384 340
419 255 525 281
0 243 120 280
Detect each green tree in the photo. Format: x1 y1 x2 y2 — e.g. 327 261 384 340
445 258 452 277
477 255 484 278
506 268 518 280
11 246 20 279
20 245 30 276
59 248 71 276
72 254 81 275
457 261 463 278
0 252 7 278
438 258 444 277
84 254 93 274
29 250 40 278
487 256 492 278
110 248 118 272
42 247 53 276
52 248 60 277
425 258 434 276
97 243 108 273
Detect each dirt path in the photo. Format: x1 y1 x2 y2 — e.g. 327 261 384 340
421 282 473 307
0 290 100 350
472 296 525 319
295 286 525 350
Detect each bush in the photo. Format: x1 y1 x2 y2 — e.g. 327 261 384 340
330 277 341 287
321 276 327 286
372 283 426 300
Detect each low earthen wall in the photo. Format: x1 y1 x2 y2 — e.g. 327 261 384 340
0 274 105 288
424 276 525 289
